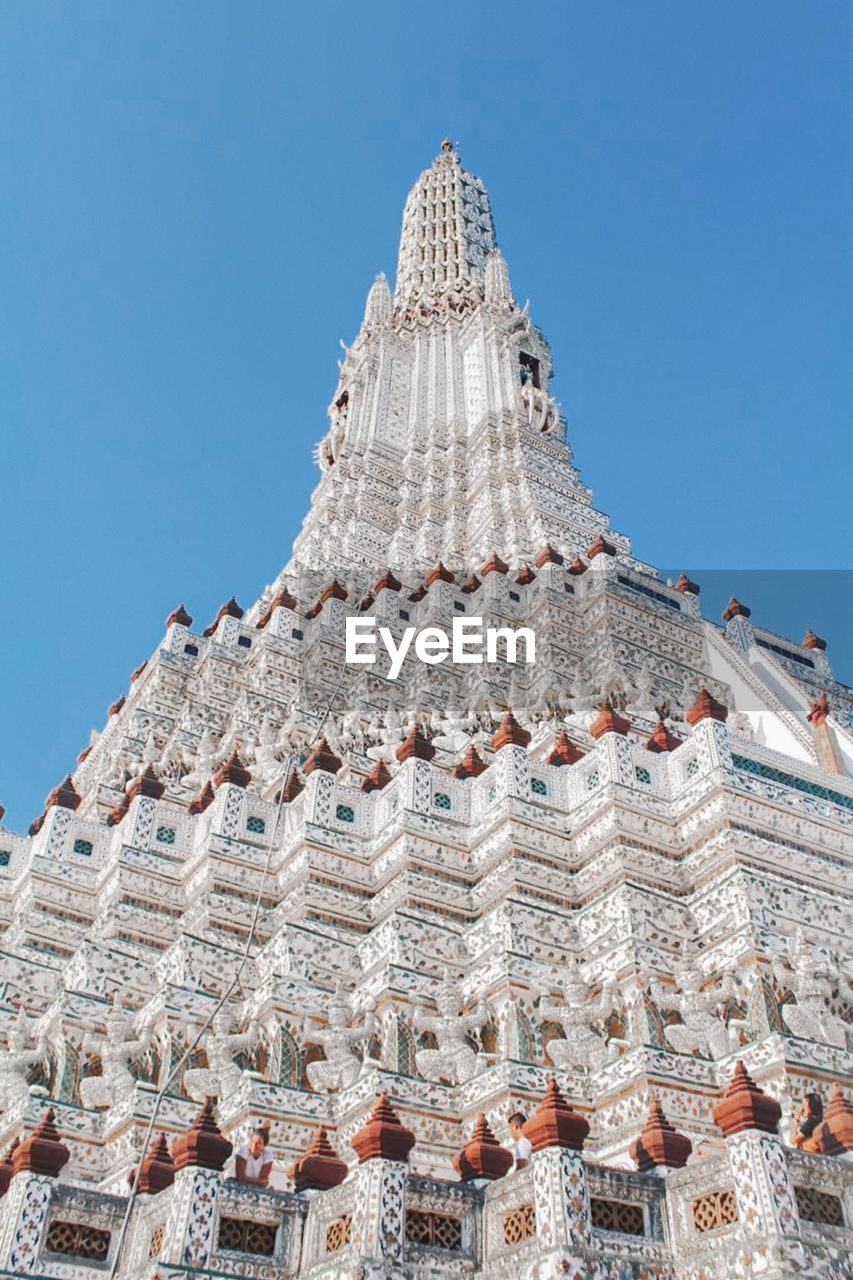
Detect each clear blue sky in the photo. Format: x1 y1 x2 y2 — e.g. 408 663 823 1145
2 2 851 827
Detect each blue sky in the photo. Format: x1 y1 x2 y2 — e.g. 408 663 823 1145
1 2 851 826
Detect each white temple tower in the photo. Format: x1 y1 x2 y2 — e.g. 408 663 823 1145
0 143 851 1280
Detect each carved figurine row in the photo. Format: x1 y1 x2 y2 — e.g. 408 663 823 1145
0 932 850 1117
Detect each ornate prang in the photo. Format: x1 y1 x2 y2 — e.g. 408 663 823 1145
13 1108 70 1177
171 1098 233 1171
213 750 252 789
453 744 487 778
188 779 215 814
203 596 243 637
351 1093 415 1164
492 709 531 750
523 1076 589 1152
712 1061 782 1137
722 596 751 621
685 686 728 724
166 603 193 628
453 1112 513 1181
361 758 392 792
644 720 682 753
630 1100 693 1171
137 1133 175 1195
303 736 343 775
395 725 436 762
589 701 631 739
586 535 616 559
288 1127 348 1192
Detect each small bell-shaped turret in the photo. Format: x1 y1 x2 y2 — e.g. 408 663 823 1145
364 272 393 329
484 249 514 307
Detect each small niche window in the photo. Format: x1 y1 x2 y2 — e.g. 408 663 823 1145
434 792 452 810
519 352 541 388
564 583 575 595
454 600 465 612
73 838 93 857
635 766 652 785
488 785 497 802
335 804 355 824
247 816 266 835
0 851 9 867
184 643 199 656
399 609 410 622
155 827 176 845
292 629 303 640
686 759 699 778
586 770 600 792
509 590 520 602
237 636 252 649
531 777 548 796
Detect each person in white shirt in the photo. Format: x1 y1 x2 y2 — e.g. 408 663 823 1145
508 1112 533 1169
235 1126 274 1186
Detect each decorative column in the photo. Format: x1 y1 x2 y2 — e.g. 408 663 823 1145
0 1109 69 1274
348 1093 415 1275
523 1078 591 1262
491 710 531 799
712 1061 802 1276
158 1099 232 1270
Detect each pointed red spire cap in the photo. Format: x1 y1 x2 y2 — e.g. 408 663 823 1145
281 769 304 803
137 1132 176 1194
203 596 244 637
303 737 343 775
821 1084 853 1155
257 588 298 628
188 780 215 816
127 765 166 801
453 744 488 779
453 1113 513 1182
492 710 531 750
629 1100 693 1171
362 759 392 792
213 750 252 789
546 729 585 766
107 795 130 827
535 544 564 568
589 702 631 739
587 535 616 560
426 562 455 586
523 1077 590 1152
76 746 92 765
321 579 348 603
130 660 148 683
461 574 481 594
172 1098 233 1171
803 629 826 652
409 583 427 603
374 570 402 594
480 552 509 577
166 604 193 628
396 725 436 763
675 573 700 596
712 1061 781 1137
351 1094 416 1164
288 1126 348 1192
723 596 751 622
0 1139 19 1198
46 775 82 812
686 687 728 725
13 1109 70 1178
567 556 588 576
807 693 829 726
644 721 682 754
516 565 537 586
108 695 126 716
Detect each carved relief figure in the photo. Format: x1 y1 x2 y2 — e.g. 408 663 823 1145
183 1009 258 1105
0 1010 50 1111
537 960 627 1073
643 948 743 1060
302 983 377 1092
772 930 847 1049
79 997 154 1109
413 972 489 1084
